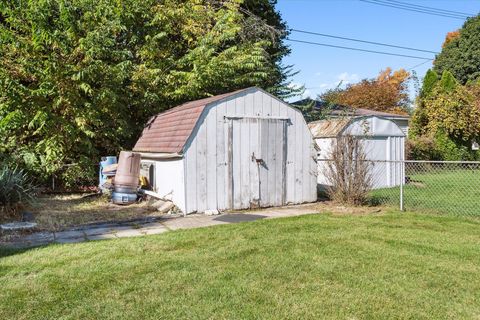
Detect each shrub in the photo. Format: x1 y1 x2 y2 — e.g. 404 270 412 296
323 135 372 205
406 137 441 160
0 165 37 219
434 130 474 161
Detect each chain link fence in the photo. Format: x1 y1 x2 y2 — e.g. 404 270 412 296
319 159 480 217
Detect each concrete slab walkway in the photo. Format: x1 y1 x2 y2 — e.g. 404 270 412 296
1 203 319 249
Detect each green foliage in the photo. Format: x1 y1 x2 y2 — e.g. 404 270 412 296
433 130 475 161
439 70 458 92
420 69 438 98
0 164 37 217
434 15 480 85
405 137 441 160
413 67 480 160
423 84 480 142
0 0 292 186
292 99 332 123
408 106 428 139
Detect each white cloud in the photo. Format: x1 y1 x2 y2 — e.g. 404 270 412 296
336 72 359 86
288 82 311 98
302 89 312 98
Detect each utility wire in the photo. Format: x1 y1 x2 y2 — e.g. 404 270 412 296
386 0 474 17
359 0 468 20
407 59 432 71
286 38 434 60
291 29 439 54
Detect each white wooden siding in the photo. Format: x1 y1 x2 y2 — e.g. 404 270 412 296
315 116 405 190
143 159 186 213
183 87 317 214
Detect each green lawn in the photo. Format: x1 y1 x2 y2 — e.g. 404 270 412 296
371 170 480 216
1 212 480 319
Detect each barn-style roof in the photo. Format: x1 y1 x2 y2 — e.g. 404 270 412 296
133 88 249 154
308 118 350 138
308 116 405 138
292 99 410 120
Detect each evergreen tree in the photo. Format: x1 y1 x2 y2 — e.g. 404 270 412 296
434 15 480 85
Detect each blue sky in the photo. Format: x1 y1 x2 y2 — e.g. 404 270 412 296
276 0 480 101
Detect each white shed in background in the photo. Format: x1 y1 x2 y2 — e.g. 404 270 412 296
309 116 405 189
133 87 317 214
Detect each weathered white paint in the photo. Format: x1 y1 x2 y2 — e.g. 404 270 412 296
315 116 405 189
183 87 317 213
391 118 409 136
140 158 186 213
139 88 316 214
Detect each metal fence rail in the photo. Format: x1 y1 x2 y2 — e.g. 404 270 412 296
319 159 480 217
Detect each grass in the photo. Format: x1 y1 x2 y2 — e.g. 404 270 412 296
1 212 480 319
31 194 160 231
371 169 480 216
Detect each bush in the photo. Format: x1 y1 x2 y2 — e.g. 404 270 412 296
0 165 37 219
406 133 479 161
323 135 372 205
433 130 478 161
406 137 441 160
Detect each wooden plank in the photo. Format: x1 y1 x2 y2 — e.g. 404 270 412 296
235 92 245 115
270 121 283 206
184 140 197 213
206 106 217 210
216 102 227 210
271 97 279 117
263 94 272 116
253 89 263 116
240 119 251 209
249 118 260 207
226 119 233 209
282 120 288 204
244 90 254 116
195 117 207 213
232 119 242 209
259 120 269 206
294 112 304 202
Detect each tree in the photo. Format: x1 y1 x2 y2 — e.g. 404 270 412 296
409 69 439 138
409 70 480 160
434 15 480 85
321 68 411 115
0 0 292 186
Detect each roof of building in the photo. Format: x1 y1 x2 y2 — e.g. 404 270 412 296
308 115 405 138
133 88 250 154
308 118 350 138
292 99 410 120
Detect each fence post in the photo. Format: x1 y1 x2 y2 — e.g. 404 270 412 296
400 160 404 211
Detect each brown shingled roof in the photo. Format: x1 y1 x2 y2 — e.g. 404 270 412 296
308 118 351 138
133 88 248 154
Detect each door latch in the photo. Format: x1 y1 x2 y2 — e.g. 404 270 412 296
251 152 264 164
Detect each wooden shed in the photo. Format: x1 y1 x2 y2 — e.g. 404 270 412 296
133 87 317 214
309 116 405 189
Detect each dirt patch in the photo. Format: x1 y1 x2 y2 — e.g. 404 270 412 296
311 201 388 216
29 193 161 231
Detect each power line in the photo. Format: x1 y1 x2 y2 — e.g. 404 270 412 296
360 0 466 19
407 59 432 71
362 0 469 18
359 0 469 20
291 29 439 54
286 38 434 60
386 0 474 17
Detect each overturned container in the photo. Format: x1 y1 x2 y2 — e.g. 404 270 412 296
112 151 141 204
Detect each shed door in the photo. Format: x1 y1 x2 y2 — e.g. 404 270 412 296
228 118 287 209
